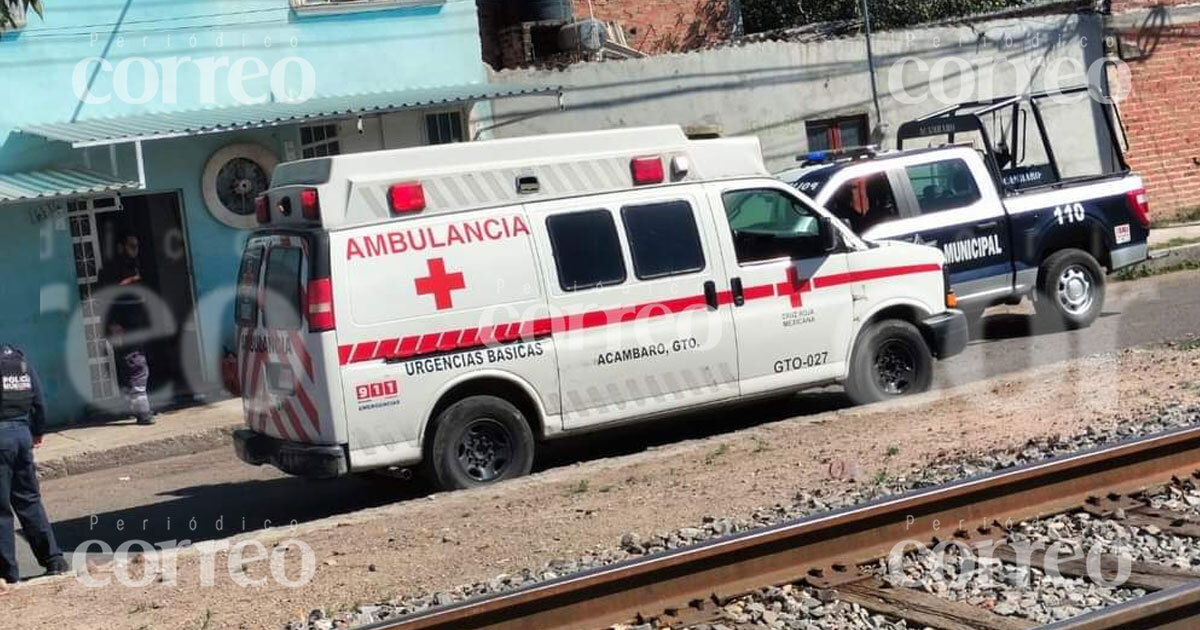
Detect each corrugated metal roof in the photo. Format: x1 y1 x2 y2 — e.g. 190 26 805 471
20 83 560 148
0 168 141 205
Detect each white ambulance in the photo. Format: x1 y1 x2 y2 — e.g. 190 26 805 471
232 126 967 490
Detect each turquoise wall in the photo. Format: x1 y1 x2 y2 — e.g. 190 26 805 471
0 0 486 426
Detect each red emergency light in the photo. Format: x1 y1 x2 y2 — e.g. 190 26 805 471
389 182 426 214
307 278 336 332
631 156 665 186
300 188 321 221
255 195 270 224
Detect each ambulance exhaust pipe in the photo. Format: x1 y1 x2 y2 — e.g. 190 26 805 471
385 466 414 481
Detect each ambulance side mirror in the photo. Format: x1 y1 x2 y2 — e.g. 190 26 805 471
820 216 841 253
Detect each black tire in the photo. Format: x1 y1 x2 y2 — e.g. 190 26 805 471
423 395 535 491
845 319 934 406
1034 248 1105 330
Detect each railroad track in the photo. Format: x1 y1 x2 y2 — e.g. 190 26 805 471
362 425 1200 630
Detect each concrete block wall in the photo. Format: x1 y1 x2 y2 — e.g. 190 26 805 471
486 12 1113 178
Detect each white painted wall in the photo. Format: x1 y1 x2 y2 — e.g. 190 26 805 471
485 12 1117 177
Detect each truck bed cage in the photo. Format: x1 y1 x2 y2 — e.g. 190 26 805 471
897 85 1130 196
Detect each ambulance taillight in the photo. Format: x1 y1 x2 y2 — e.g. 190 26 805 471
255 195 270 225
388 182 426 214
307 278 336 332
300 188 321 221
631 156 665 186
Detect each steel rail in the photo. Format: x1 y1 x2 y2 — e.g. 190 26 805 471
1043 581 1200 629
361 425 1200 630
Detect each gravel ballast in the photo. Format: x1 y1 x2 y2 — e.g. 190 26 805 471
291 403 1200 629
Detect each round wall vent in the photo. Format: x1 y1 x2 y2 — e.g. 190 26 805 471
201 143 278 229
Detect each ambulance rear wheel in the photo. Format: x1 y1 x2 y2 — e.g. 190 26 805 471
1035 249 1105 330
425 395 535 491
845 319 933 406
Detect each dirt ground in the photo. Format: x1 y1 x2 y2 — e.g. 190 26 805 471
7 344 1200 629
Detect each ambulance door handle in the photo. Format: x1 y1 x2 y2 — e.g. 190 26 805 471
704 281 719 311
730 277 745 307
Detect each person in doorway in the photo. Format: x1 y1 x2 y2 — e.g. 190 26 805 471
0 344 68 589
100 232 155 426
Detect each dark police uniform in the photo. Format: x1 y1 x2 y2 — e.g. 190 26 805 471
0 344 65 583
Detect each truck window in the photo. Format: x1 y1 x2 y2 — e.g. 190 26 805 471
546 210 627 292
262 247 304 330
905 159 981 214
235 245 264 326
722 189 823 264
825 173 900 234
621 200 705 280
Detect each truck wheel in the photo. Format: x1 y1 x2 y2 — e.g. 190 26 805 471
1035 249 1105 330
424 395 535 491
845 319 934 406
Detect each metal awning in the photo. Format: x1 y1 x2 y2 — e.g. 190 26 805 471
20 83 560 148
0 168 141 205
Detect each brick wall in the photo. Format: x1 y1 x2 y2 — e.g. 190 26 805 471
571 0 733 54
1109 0 1200 220
478 0 735 69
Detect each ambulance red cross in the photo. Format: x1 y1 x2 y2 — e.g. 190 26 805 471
232 126 968 491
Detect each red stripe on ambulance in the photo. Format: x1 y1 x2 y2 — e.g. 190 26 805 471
337 264 942 366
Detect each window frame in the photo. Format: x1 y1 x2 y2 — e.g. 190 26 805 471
298 122 342 159
545 209 628 293
806 114 870 152
235 245 266 326
424 110 467 146
261 246 305 331
903 158 983 216
823 171 905 233
721 187 830 267
619 200 707 281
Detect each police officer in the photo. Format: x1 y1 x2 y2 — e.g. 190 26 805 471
100 232 155 425
0 344 68 586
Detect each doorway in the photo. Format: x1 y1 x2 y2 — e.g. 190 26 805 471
94 191 207 409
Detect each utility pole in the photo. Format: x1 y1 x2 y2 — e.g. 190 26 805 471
861 0 885 142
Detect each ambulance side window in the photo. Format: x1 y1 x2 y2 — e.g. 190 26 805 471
546 210 627 292
262 247 304 330
621 200 705 280
235 246 264 326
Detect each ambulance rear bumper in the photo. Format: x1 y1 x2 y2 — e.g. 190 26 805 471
921 309 969 359
233 429 348 479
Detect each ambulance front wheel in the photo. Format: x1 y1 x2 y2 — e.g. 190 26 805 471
845 319 934 406
424 395 536 491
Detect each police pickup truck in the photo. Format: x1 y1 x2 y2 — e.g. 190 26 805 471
778 88 1151 329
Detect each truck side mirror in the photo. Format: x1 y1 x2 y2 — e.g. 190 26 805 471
820 216 841 253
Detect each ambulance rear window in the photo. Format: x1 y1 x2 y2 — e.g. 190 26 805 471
262 247 304 330
235 246 264 326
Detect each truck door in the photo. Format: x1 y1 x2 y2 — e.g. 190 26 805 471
707 182 855 396
860 156 1012 307
237 233 339 446
527 187 739 430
